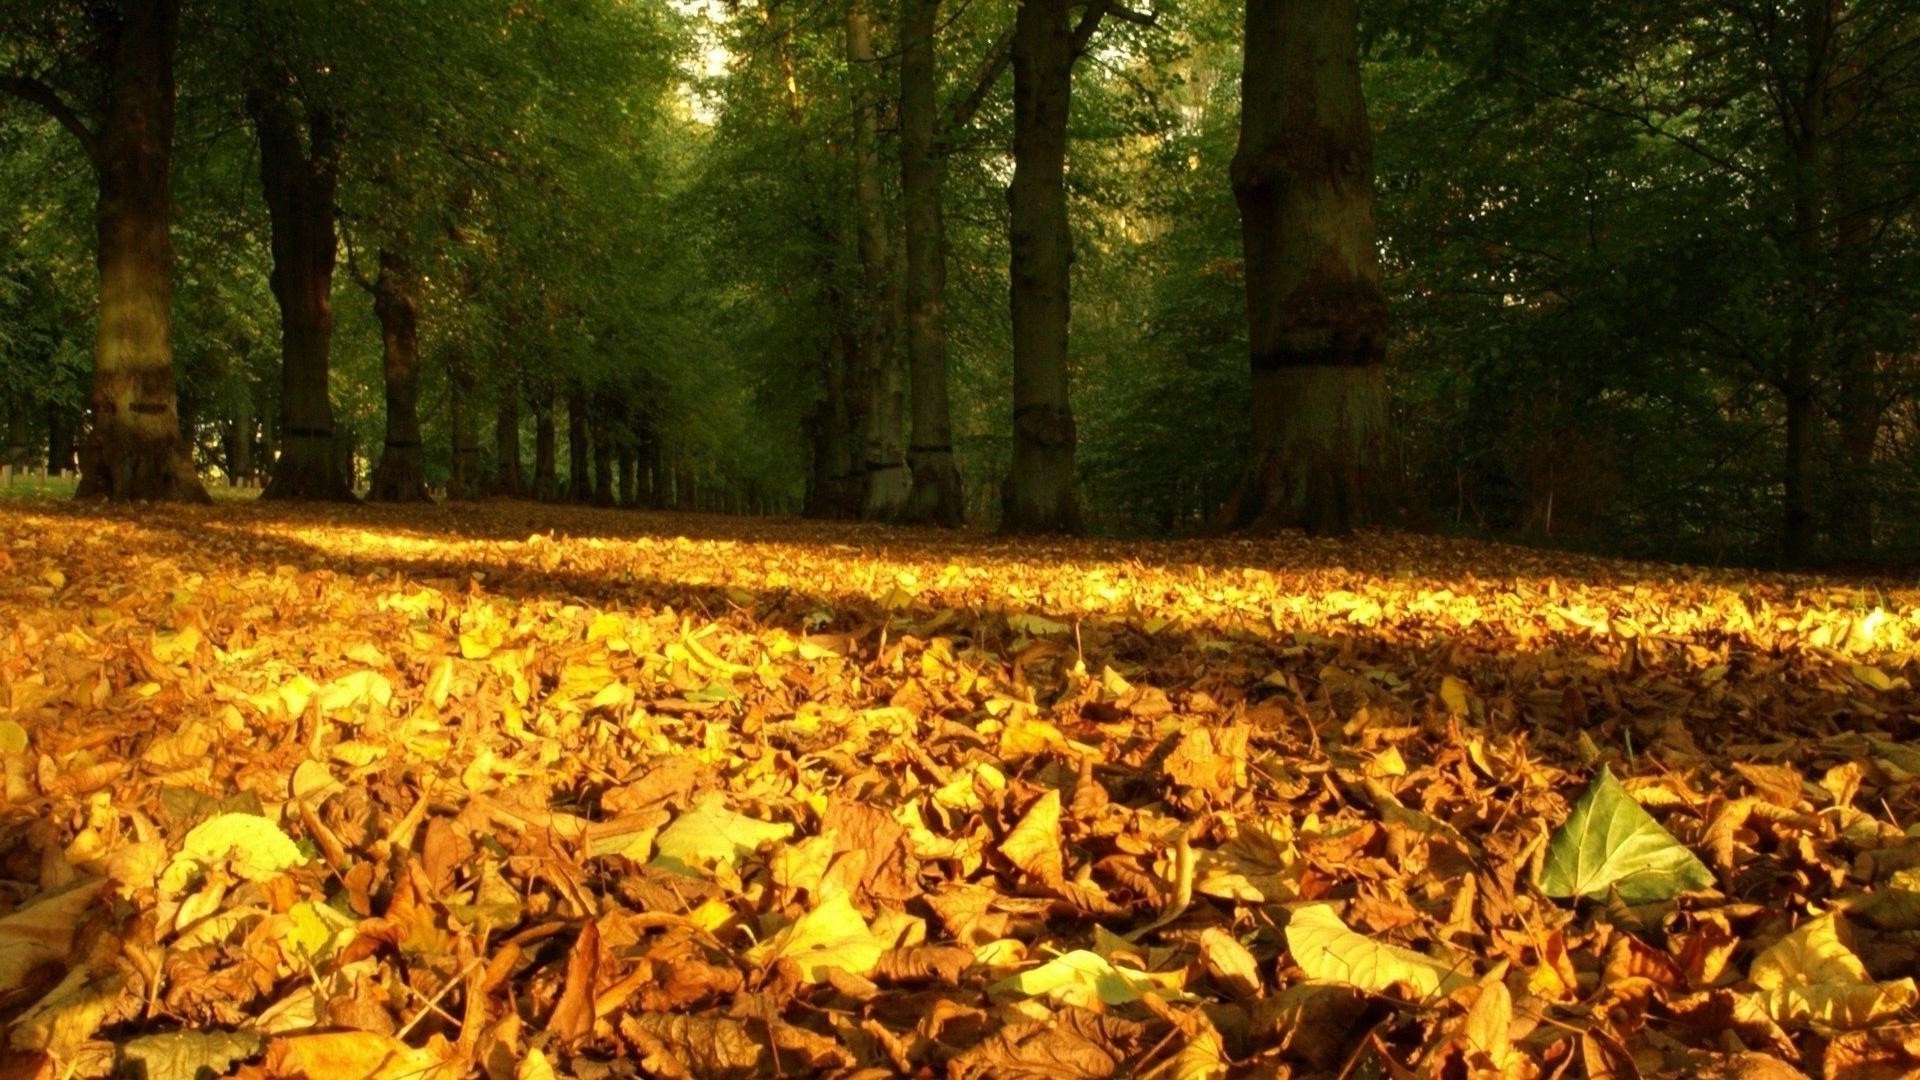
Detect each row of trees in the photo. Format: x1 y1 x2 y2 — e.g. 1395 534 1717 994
6 0 1919 564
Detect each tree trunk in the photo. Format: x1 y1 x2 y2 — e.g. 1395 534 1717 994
494 384 525 497
846 0 910 520
252 80 352 501
641 413 664 508
1002 0 1081 534
366 250 432 502
47 402 77 476
808 328 860 517
533 389 560 500
3 396 30 469
225 393 252 485
567 382 592 503
619 443 638 507
900 0 964 526
1225 0 1389 537
591 399 616 507
445 348 484 500
72 0 206 501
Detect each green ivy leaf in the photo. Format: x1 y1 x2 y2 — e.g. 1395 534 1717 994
1539 766 1714 904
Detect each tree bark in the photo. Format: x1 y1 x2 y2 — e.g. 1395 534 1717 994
366 250 432 502
847 0 911 520
1224 0 1390 537
900 0 965 526
251 79 353 501
532 387 560 500
445 348 484 500
494 383 525 497
64 0 207 501
1002 0 1081 534
567 382 592 503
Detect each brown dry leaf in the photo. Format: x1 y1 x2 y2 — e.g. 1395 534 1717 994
4 500 1919 1078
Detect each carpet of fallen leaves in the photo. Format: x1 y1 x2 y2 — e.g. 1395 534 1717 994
2 500 1920 1080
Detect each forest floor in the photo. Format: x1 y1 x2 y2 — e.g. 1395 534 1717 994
1 499 1918 1079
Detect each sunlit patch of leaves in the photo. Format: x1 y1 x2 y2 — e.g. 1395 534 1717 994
0 500 1918 1078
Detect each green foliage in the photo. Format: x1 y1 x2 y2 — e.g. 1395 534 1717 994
1539 766 1715 905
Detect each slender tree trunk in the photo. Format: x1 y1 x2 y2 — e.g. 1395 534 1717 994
494 384 525 497
47 403 77 476
900 0 964 525
366 250 431 502
591 399 616 507
444 348 483 500
640 413 664 508
69 0 206 501
1002 0 1081 534
1778 0 1836 565
1225 0 1389 537
567 382 592 503
3 396 30 468
252 81 352 501
225 393 252 484
533 388 559 500
846 0 910 519
619 443 638 508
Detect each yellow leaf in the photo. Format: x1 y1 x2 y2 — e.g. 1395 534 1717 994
745 893 884 982
0 721 28 756
162 813 307 893
151 625 202 664
1285 903 1472 1001
988 949 1186 1008
1001 789 1064 884
652 792 794 874
1440 675 1471 717
1750 912 1917 1029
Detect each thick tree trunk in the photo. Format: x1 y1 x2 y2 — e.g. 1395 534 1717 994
252 81 352 501
72 0 206 501
1225 0 1389 537
494 385 525 497
445 348 484 500
847 0 911 520
1002 0 1080 534
366 250 431 502
532 390 560 500
900 0 964 526
567 382 592 503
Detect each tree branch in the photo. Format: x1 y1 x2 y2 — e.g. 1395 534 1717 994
0 73 100 169
939 28 1012 136
1070 0 1113 56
